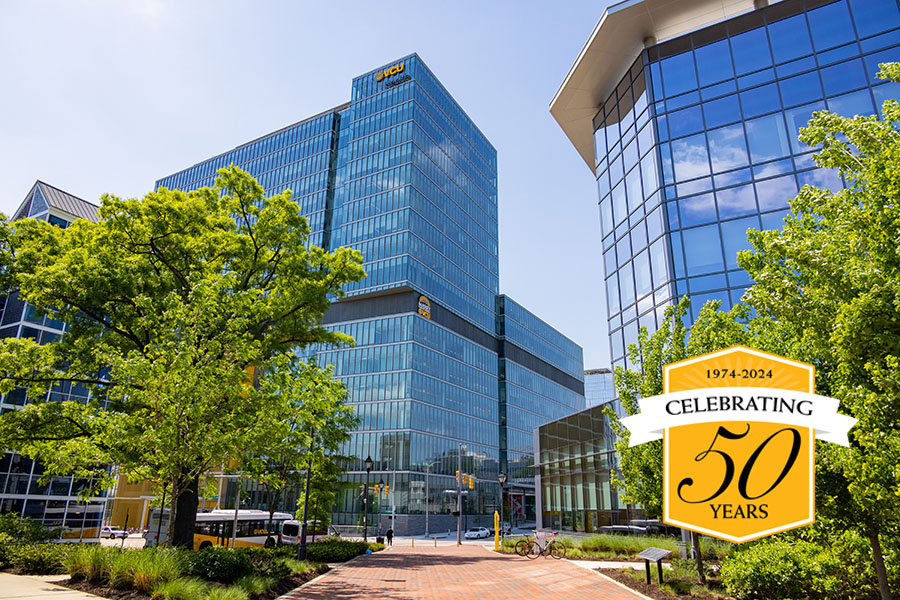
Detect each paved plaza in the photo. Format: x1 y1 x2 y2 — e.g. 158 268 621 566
280 543 648 600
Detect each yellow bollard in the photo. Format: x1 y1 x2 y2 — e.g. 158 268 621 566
493 510 500 551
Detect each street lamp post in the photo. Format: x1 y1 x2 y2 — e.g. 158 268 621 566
498 473 507 540
363 456 373 542
297 435 315 560
457 443 465 546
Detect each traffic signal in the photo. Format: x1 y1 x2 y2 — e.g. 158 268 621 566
462 474 468 486
385 485 389 495
469 475 475 490
456 470 460 483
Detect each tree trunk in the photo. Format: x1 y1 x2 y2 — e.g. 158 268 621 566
867 522 893 600
267 487 280 545
171 473 199 548
691 531 706 585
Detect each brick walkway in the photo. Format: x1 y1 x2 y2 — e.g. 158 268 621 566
281 544 649 600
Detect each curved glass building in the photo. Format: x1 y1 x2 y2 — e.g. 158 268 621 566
552 0 900 371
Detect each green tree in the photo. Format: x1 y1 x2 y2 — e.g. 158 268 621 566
244 356 358 538
0 166 365 547
738 64 900 600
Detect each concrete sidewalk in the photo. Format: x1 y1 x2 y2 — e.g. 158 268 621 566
0 573 101 600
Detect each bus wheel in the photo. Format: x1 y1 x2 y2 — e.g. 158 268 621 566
264 537 275 548
199 541 212 550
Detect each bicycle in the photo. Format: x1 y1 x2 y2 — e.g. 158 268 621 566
514 530 566 559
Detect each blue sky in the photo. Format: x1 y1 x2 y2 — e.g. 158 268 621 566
0 0 614 369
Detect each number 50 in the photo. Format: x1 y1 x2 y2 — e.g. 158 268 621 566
676 424 802 504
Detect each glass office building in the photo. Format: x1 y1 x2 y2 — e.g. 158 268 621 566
157 54 584 534
584 368 616 409
535 403 640 532
0 182 108 539
551 0 900 370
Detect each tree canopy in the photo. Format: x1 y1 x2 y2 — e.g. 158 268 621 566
0 166 365 547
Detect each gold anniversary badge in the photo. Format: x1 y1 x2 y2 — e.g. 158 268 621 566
621 346 856 543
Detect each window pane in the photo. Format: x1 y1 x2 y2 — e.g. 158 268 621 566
703 95 742 128
671 134 711 181
756 175 798 211
716 184 758 219
682 224 725 276
708 124 749 173
797 167 842 192
619 266 636 307
779 72 823 108
679 193 717 227
650 238 669 288
761 209 790 230
695 39 734 86
827 89 875 117
606 274 620 314
731 28 772 75
720 216 759 269
767 14 813 63
740 83 781 118
808 1 856 51
668 105 704 138
640 151 659 197
784 101 826 153
849 0 900 38
745 114 790 163
626 167 643 213
634 250 652 297
661 51 698 97
821 58 868 96
612 180 627 225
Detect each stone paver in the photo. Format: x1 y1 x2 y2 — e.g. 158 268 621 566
281 544 650 600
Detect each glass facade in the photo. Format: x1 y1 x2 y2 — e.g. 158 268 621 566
0 183 108 540
157 54 584 534
594 0 900 369
584 368 616 408
535 404 640 532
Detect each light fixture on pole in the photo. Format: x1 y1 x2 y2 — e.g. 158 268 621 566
363 456 373 542
498 473 507 540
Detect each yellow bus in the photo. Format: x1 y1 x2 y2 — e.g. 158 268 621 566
145 509 293 549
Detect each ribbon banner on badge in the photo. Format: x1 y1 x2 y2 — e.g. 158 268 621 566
620 345 857 543
621 388 856 448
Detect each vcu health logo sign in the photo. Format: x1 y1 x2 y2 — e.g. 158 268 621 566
621 346 856 543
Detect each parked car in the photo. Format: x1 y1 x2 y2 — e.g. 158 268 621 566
597 525 649 536
101 526 128 539
464 527 491 539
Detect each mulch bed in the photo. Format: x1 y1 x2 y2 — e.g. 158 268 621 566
601 568 729 600
59 566 329 600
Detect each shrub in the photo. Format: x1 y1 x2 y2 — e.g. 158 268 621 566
8 543 69 574
304 538 370 562
206 586 249 600
132 548 185 594
367 542 385 552
0 532 14 568
0 513 60 543
64 544 115 582
234 574 277 596
235 547 291 579
151 577 209 600
279 558 318 575
720 539 840 599
186 546 252 583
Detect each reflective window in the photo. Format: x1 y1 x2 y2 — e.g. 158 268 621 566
768 14 813 63
606 274 620 313
612 181 627 225
695 39 734 86
682 224 725 276
808 1 856 51
849 0 900 38
821 59 868 96
619 267 636 307
731 28 772 75
708 124 749 173
827 89 876 117
783 102 826 153
745 114 791 163
740 83 781 118
761 209 790 230
703 95 742 128
756 175 798 211
717 184 758 219
650 238 669 288
779 72 823 107
661 51 699 96
668 105 705 138
680 193 717 227
634 250 652 297
720 216 760 269
671 134 711 181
